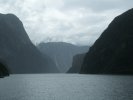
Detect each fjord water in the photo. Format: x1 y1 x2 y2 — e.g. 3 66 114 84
0 74 133 100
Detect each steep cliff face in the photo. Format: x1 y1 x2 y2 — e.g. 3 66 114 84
37 42 89 72
0 13 59 73
80 8 133 74
68 53 86 73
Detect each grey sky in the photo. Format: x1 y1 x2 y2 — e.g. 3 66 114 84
0 0 132 45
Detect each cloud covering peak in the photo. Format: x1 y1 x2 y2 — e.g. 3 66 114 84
0 0 132 45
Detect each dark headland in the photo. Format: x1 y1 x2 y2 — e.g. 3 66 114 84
0 62 9 78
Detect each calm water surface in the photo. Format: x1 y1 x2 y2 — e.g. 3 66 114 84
0 74 133 100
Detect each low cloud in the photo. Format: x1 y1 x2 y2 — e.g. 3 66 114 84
0 0 132 46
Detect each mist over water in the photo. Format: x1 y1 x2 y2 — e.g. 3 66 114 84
0 74 133 100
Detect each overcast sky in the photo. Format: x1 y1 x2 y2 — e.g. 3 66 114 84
0 0 132 46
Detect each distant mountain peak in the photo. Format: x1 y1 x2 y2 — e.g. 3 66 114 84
37 42 89 72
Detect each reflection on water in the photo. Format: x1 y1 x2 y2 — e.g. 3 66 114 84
0 74 133 100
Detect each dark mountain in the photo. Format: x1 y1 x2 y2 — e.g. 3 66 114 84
68 53 86 73
80 8 133 74
0 61 9 78
37 42 89 72
0 13 59 73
